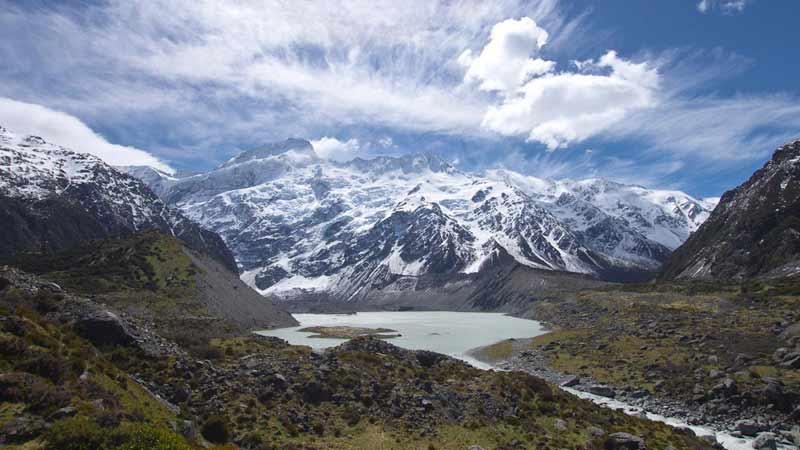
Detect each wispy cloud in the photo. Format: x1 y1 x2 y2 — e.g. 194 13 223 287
697 0 750 14
0 0 795 195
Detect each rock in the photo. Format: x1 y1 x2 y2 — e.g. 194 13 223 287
630 389 650 399
301 381 331 405
751 432 777 450
48 406 77 421
780 321 800 341
554 419 567 431
588 426 605 437
0 416 46 444
711 378 737 397
467 446 486 450
416 350 447 368
587 384 616 398
780 354 800 369
74 310 138 347
736 420 767 437
561 375 580 387
604 432 647 450
699 434 719 446
653 380 665 390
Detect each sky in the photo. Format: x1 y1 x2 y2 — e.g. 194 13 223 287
1 0 799 197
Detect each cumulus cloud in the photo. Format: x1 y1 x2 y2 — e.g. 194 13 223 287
0 97 173 173
310 137 364 162
462 16 660 150
459 17 554 95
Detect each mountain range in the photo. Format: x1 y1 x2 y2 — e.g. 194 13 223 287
123 138 716 304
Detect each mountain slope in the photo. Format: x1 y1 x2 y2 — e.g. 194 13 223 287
10 231 298 339
662 138 800 280
131 138 714 302
0 126 236 272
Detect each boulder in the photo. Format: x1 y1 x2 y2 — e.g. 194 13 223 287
751 432 777 450
561 375 580 387
780 322 800 341
735 420 767 437
604 432 647 450
711 378 737 397
73 310 138 347
416 350 448 368
587 384 616 398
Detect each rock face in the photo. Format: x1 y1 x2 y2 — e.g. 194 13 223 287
662 139 800 280
0 126 237 273
128 138 713 304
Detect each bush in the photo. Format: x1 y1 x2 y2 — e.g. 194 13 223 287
201 415 231 444
114 423 191 450
16 353 68 383
45 417 193 450
43 416 106 450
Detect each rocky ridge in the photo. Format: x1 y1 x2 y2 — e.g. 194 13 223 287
662 138 800 280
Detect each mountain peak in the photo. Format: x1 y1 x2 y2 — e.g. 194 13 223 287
221 138 316 168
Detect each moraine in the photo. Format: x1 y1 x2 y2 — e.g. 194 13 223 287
258 311 789 450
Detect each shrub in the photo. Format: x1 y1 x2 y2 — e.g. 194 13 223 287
16 353 68 383
114 423 191 450
43 416 106 450
201 415 231 444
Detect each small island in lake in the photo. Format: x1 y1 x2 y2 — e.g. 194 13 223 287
299 325 401 339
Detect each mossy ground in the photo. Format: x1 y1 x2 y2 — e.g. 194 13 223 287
483 279 800 412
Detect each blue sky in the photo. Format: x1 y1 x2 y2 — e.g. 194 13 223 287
1 0 799 198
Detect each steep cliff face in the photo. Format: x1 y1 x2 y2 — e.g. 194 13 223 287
662 139 800 280
0 126 237 272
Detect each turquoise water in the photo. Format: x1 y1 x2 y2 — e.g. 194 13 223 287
256 311 547 368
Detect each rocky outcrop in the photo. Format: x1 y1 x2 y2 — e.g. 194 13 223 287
662 139 800 280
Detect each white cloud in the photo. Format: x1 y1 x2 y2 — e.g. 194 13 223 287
310 137 364 162
460 17 554 95
0 97 173 173
697 0 749 14
480 49 660 149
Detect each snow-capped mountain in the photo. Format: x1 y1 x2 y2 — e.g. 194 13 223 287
0 125 236 271
662 138 800 280
129 138 715 302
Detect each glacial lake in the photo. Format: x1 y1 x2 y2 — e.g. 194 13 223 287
256 311 548 368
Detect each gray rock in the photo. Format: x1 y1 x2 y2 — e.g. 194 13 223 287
554 418 567 431
467 446 486 450
588 426 605 437
751 432 777 450
736 420 767 437
74 310 138 347
561 375 580 387
587 384 616 398
711 378 737 397
604 432 647 450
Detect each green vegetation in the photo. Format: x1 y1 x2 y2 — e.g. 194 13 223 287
510 279 800 412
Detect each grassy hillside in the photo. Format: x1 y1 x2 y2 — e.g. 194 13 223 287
5 231 296 350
